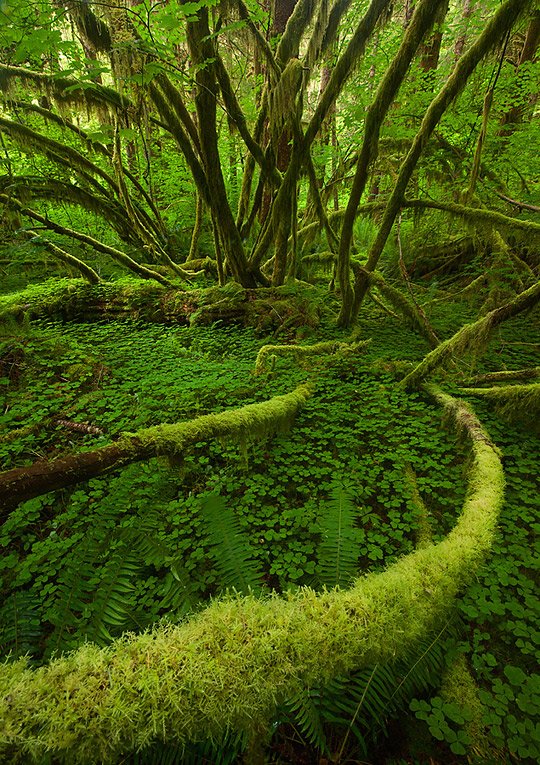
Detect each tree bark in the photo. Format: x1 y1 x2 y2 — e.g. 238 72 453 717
0 387 311 513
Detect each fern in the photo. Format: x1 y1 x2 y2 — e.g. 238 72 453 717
315 481 363 588
80 550 140 645
128 732 244 764
199 493 264 594
119 521 202 618
0 590 42 660
282 688 328 751
43 533 101 659
281 619 461 757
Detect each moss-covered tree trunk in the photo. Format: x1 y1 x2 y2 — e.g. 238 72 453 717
336 0 449 326
185 7 256 288
344 0 530 326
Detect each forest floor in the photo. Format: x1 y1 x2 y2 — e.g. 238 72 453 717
0 273 538 764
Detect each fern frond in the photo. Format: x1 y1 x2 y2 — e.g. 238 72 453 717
44 535 100 658
283 688 328 751
82 551 140 645
315 481 363 588
0 590 42 660
118 521 201 618
199 494 264 595
281 620 460 756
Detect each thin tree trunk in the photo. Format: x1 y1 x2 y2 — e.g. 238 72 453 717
348 0 529 325
337 0 448 325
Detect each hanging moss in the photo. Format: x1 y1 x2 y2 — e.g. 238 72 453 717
348 0 530 323
0 390 503 763
0 117 118 191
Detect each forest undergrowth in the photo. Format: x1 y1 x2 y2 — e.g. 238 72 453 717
0 279 538 764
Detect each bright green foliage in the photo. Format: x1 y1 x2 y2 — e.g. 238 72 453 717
315 481 364 588
199 494 263 595
0 381 505 762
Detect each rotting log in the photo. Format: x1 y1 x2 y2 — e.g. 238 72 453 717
0 386 311 513
0 278 323 333
0 390 504 763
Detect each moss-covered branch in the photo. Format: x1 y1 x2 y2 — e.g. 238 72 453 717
0 386 311 511
462 368 540 385
0 117 119 193
0 390 504 763
403 198 540 237
348 0 530 323
0 195 171 286
20 231 101 284
254 339 369 375
0 64 130 115
364 269 439 348
459 383 540 421
400 279 540 389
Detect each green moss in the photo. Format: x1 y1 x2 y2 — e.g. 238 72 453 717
0 391 504 763
460 383 540 428
440 655 491 761
254 339 369 375
131 385 312 456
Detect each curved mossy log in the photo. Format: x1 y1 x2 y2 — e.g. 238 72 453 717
254 339 370 375
400 279 540 389
0 386 311 513
0 390 504 763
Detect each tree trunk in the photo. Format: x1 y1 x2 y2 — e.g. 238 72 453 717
348 0 529 325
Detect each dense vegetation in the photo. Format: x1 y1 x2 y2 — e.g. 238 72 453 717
0 0 539 763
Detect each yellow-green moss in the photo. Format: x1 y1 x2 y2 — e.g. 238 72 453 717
441 655 493 762
131 385 312 457
254 339 369 375
0 390 504 763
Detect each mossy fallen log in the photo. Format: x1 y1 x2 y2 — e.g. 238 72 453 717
459 382 540 426
400 279 540 389
254 338 369 375
0 386 311 513
0 390 504 763
0 278 324 333
462 367 540 385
